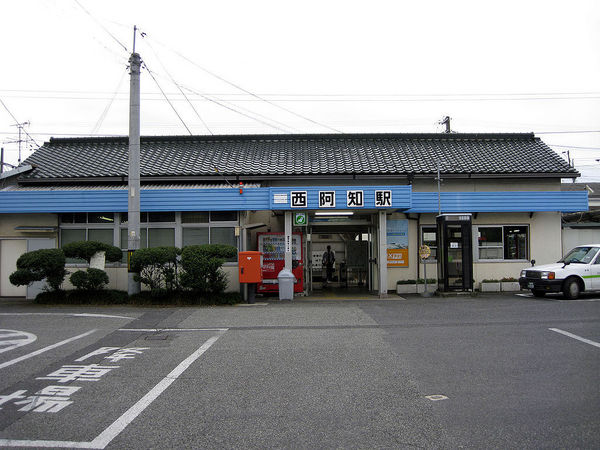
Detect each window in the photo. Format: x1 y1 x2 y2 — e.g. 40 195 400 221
182 212 209 223
182 228 209 246
420 226 438 260
477 225 529 261
60 228 113 264
148 212 175 223
210 211 237 222
478 227 503 259
119 228 174 249
88 213 114 224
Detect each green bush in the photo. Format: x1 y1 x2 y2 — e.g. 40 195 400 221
481 279 500 283
180 244 237 295
9 248 67 291
397 279 417 285
62 241 122 263
130 247 181 293
416 278 437 284
70 268 109 290
500 277 518 282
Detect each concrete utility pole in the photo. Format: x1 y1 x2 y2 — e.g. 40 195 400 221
127 27 141 295
440 116 451 133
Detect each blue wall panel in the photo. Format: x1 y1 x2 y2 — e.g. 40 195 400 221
269 186 412 210
407 191 588 213
0 187 588 213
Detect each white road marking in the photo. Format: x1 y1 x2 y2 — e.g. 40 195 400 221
0 330 97 370
0 330 37 354
0 313 135 319
425 394 449 401
549 328 600 348
516 294 600 302
0 330 227 449
119 328 229 332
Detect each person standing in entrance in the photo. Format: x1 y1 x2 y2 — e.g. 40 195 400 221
322 245 335 286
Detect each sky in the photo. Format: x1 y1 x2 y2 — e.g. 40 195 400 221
1 0 599 181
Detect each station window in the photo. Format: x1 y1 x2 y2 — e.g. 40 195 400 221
476 225 528 261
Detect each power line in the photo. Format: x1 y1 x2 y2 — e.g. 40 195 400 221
73 0 128 53
536 130 600 134
91 68 127 135
547 144 600 150
144 33 342 133
141 62 193 135
140 60 291 134
141 37 213 135
2 89 600 97
0 98 40 148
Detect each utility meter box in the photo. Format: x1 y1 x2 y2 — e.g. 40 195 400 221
239 251 263 283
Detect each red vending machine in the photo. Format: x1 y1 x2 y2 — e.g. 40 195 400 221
257 232 304 294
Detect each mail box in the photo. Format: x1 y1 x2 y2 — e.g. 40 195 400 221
239 251 263 283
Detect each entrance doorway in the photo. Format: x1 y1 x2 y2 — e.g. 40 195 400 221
304 214 373 295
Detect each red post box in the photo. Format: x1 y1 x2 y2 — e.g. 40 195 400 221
239 251 263 283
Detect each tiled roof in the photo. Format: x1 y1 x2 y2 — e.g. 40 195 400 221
19 133 578 181
561 182 600 198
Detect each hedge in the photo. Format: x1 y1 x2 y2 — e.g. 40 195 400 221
62 241 122 263
130 247 181 293
180 244 237 295
9 248 67 291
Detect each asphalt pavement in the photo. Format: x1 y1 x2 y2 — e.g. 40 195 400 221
0 293 598 449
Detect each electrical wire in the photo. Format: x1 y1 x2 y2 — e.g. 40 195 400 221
91 68 127 135
137 34 298 133
141 62 193 135
140 37 212 135
547 144 600 150
73 0 128 53
143 33 342 133
0 98 40 148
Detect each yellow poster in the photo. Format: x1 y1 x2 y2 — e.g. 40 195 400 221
387 249 408 267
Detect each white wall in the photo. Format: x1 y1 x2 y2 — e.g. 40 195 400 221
562 228 600 255
0 240 27 297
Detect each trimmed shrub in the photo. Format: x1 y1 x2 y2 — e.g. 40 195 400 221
9 248 67 291
180 244 237 296
129 247 181 293
70 268 110 290
62 241 122 263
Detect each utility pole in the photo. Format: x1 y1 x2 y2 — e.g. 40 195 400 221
440 116 451 133
127 26 142 295
11 121 30 164
436 161 442 215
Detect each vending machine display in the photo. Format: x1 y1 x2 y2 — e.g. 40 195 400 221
257 232 304 293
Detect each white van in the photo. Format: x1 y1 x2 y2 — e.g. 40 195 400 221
519 244 600 299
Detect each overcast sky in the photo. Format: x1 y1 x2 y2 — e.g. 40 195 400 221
1 0 599 181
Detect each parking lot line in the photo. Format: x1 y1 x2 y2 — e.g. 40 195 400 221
118 328 229 332
0 330 97 370
549 328 600 348
0 313 135 319
0 330 227 449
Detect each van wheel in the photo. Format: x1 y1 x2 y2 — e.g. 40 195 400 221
531 290 545 297
563 278 581 300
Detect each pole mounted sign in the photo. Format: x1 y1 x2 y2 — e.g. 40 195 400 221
294 212 307 226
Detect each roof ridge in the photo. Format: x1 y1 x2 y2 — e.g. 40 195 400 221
47 132 536 145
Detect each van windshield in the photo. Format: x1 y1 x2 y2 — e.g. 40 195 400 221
559 247 599 264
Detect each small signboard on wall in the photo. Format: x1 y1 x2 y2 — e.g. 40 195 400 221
387 219 409 267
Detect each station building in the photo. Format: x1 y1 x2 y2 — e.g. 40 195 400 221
0 132 588 298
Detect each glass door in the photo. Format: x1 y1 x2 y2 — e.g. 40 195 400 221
447 225 463 289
